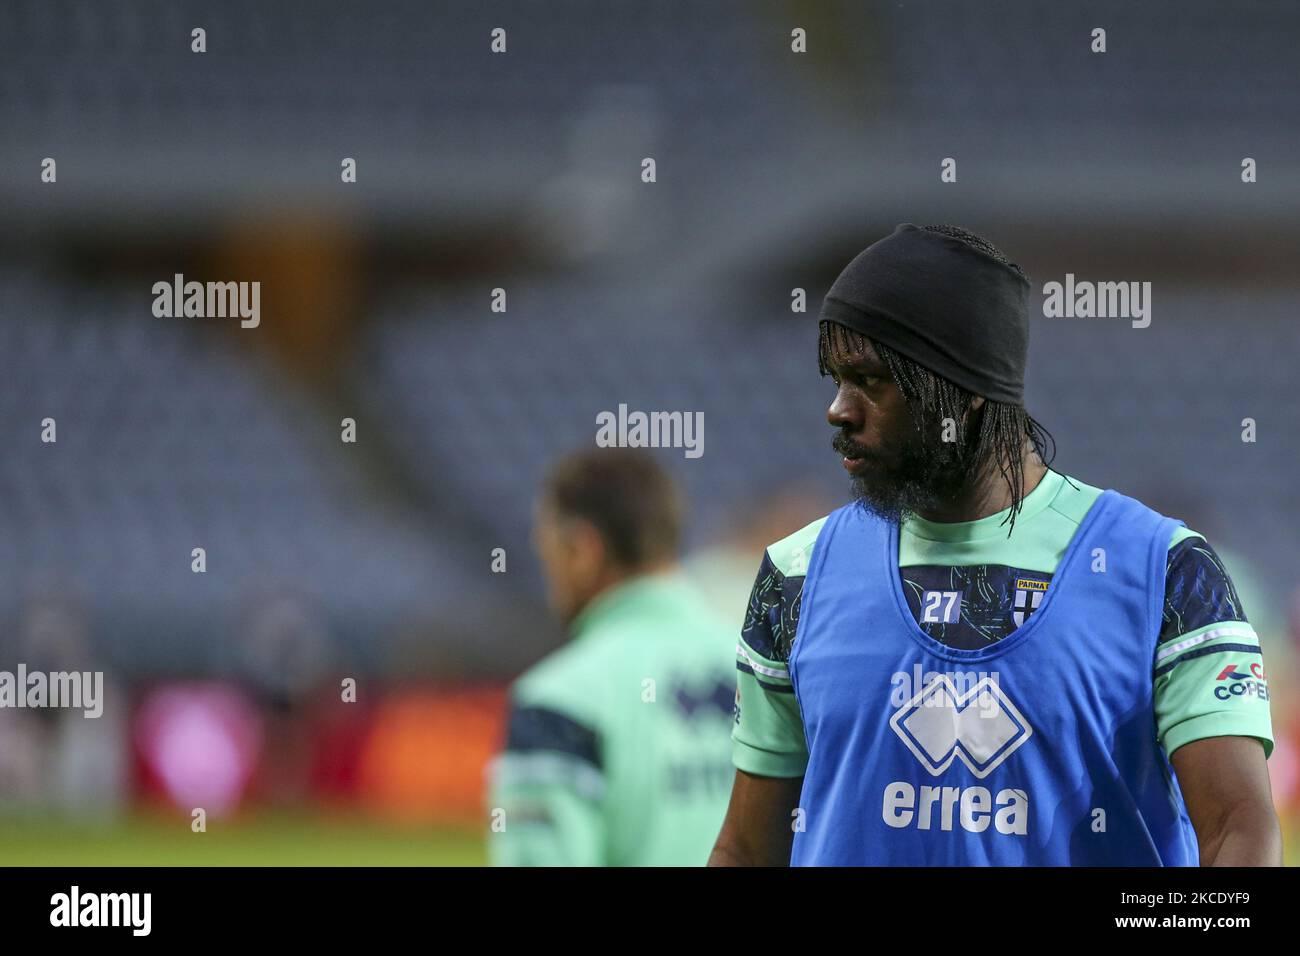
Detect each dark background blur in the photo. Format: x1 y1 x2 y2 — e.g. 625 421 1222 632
0 0 1296 864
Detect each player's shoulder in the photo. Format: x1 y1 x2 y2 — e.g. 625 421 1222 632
1055 472 1204 551
1046 472 1106 526
763 513 832 578
510 638 612 722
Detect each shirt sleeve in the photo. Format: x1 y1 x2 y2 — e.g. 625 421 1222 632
487 697 607 866
732 550 810 778
1153 534 1274 759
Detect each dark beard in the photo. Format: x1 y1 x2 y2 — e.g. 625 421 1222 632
834 428 974 524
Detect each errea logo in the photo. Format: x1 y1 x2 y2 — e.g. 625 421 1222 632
884 675 1032 836
889 675 1032 779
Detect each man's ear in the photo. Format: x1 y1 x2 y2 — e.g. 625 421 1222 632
567 518 608 575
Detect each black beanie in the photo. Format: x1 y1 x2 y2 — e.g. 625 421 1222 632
819 223 1031 405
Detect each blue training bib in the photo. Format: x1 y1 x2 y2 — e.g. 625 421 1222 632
787 490 1199 866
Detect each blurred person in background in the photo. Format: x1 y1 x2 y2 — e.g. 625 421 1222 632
234 589 335 807
683 482 835 632
487 447 735 865
0 591 128 819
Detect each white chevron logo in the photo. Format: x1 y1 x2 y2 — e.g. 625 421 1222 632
889 675 1032 779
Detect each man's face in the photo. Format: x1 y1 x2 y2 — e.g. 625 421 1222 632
823 335 973 522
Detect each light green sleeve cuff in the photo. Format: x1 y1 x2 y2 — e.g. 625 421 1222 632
732 647 808 778
1163 711 1274 761
1154 622 1273 760
733 736 809 778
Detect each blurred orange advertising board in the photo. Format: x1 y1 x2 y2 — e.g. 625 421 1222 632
354 686 509 826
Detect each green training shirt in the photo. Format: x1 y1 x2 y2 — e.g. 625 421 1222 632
733 469 1275 778
488 570 736 865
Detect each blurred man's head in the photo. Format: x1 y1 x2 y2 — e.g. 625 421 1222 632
534 447 683 627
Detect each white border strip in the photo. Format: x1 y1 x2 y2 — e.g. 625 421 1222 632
735 642 791 681
1155 624 1257 663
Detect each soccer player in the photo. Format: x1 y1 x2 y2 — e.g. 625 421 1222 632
709 224 1281 866
488 447 736 865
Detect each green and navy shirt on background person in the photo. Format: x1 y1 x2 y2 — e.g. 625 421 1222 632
488 571 736 866
733 468 1274 865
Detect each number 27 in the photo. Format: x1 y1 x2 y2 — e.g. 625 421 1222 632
921 590 961 624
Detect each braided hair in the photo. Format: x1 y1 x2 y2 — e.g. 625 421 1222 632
817 225 1057 535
